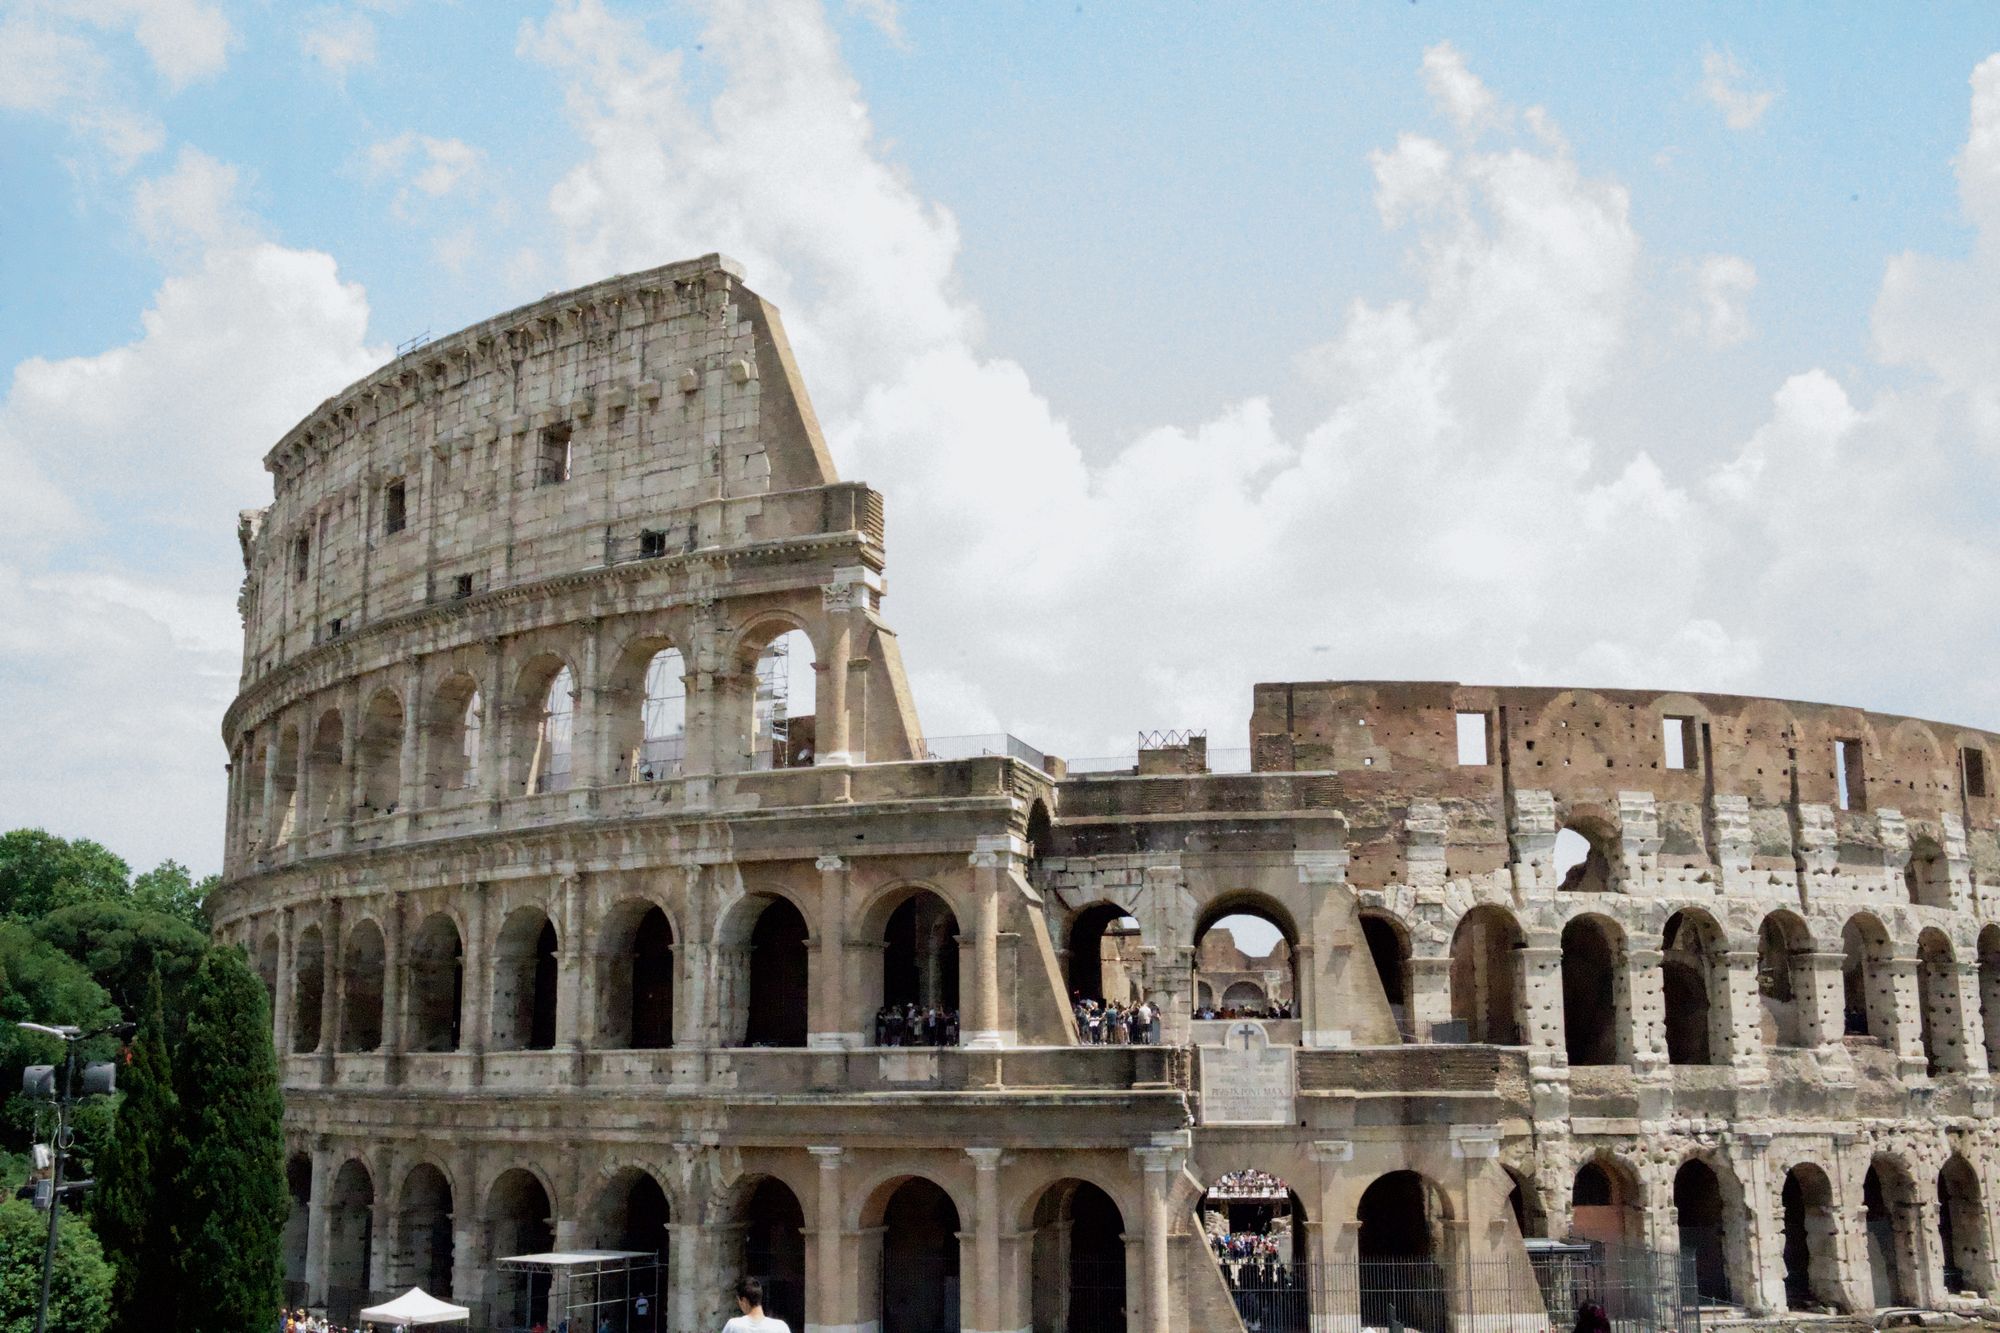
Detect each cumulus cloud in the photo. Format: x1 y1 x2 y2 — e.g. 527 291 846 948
367 131 486 205
1684 254 1757 347
1701 47 1775 129
302 6 379 80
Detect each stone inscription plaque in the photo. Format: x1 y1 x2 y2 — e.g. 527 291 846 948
1199 1021 1295 1125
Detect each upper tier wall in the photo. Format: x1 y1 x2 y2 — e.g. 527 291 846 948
236 254 835 686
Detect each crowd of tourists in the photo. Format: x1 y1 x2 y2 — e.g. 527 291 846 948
874 1003 959 1046
1211 1231 1286 1263
1208 1169 1288 1198
1193 1000 1294 1021
1072 995 1162 1044
284 1310 357 1333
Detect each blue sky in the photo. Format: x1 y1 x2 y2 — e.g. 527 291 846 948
5 1 2000 875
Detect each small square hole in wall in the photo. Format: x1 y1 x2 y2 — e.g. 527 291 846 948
383 478 407 535
1663 716 1697 770
639 529 667 559
453 574 474 599
1455 712 1490 766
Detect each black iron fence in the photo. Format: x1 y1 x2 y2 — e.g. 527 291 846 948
1217 1247 1700 1333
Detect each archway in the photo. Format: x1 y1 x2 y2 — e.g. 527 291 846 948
1780 1164 1841 1311
356 689 406 815
284 1153 312 1299
1757 913 1812 1050
744 898 809 1047
1504 1169 1547 1240
1066 902 1138 1006
406 914 464 1052
307 709 344 827
326 1159 375 1318
1359 912 1410 1037
740 1178 806 1333
1194 904 1298 1025
1843 915 1894 1041
489 1169 556 1329
339 919 386 1052
1449 905 1524 1045
396 1163 454 1298
881 892 960 1043
636 648 687 781
1221 981 1268 1010
752 629 818 770
270 726 300 844
1553 826 1612 893
293 924 326 1054
1938 1155 1989 1296
1672 1159 1733 1304
493 910 559 1051
424 674 482 802
592 1168 670 1259
1907 835 1952 908
1918 928 1966 1075
1569 1158 1642 1250
1027 1180 1127 1333
1357 1171 1448 1333
598 903 675 1049
1561 916 1624 1066
1864 1157 1918 1308
878 1178 962 1333
1661 910 1724 1066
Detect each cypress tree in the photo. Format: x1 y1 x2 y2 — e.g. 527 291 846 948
93 969 181 1333
174 948 285 1333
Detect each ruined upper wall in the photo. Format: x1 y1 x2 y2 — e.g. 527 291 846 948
235 254 843 683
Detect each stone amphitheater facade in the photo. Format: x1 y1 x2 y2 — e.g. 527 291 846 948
213 253 2000 1333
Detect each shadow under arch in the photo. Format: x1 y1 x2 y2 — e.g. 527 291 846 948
1025 1178 1127 1333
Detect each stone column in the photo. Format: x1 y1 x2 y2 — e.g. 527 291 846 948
810 856 854 1048
451 1148 486 1325
368 1151 396 1302
381 896 406 1079
1719 949 1769 1080
557 874 588 1070
260 730 282 855
1736 1135 1782 1314
1521 942 1570 1121
967 839 1009 1049
808 1147 847 1333
1133 1146 1179 1333
572 618 604 790
1955 962 1991 1078
305 1144 333 1303
274 906 295 1061
398 661 423 816
1408 955 1452 1042
1296 850 1350 1049
320 898 344 1082
815 615 853 765
1626 947 1669 1075
292 724 313 857
1804 951 1856 1074
1887 956 1929 1081
967 1148 1005 1333
477 639 504 804
465 883 491 1086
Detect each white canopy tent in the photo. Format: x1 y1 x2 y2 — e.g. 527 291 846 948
357 1288 472 1327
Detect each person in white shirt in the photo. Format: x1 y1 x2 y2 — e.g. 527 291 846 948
722 1278 789 1333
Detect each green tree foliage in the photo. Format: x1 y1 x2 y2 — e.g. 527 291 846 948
0 1199 112 1333
0 833 130 923
33 904 210 1022
0 925 118 1150
92 973 180 1333
126 861 212 933
175 949 284 1332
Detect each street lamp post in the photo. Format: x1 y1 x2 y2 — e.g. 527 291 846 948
18 1021 128 1333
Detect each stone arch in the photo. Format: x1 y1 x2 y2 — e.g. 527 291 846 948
1025 1178 1128 1333
1907 832 1953 909
1026 799 1053 859
719 893 810 1048
406 912 464 1052
394 1161 455 1298
1560 913 1627 1066
488 1167 557 1329
1569 1154 1642 1249
1357 909 1410 1037
1065 900 1138 1006
1673 1156 1745 1305
862 1176 964 1333
1661 908 1727 1066
293 923 325 1053
1885 719 1953 816
1357 1171 1453 1333
356 687 406 815
1779 1161 1842 1311
508 652 578 796
1863 1154 1922 1308
1757 910 1814 1050
306 708 345 827
597 897 677 1050
732 1175 807 1333
1504 1166 1547 1239
1449 904 1524 1045
1221 980 1267 1009
878 889 961 1031
326 1158 375 1313
492 906 559 1051
587 1165 672 1258
269 723 301 844
603 631 688 784
338 917 386 1052
1938 1153 1990 1295
1843 913 1896 1042
1918 927 1967 1075
1194 895 1300 1026
732 617 820 772
423 672 483 802
1553 815 1616 894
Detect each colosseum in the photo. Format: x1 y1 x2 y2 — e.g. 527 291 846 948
213 253 2000 1333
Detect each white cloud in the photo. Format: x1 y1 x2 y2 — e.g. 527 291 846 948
302 6 379 80
76 0 233 90
1701 47 1775 130
365 131 490 228
1684 253 1757 347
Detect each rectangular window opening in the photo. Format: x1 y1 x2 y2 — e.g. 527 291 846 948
1663 716 1697 770
1455 711 1490 766
638 529 667 559
383 478 407 535
293 532 310 583
537 422 573 486
453 574 474 599
1836 739 1865 811
1964 747 1989 799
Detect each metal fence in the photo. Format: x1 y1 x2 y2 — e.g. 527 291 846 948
1216 1248 1700 1333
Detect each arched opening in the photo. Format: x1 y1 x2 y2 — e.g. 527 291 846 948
1553 826 1612 893
1906 835 1952 908
1448 906 1524 1045
595 901 677 1049
752 629 818 770
396 1163 454 1298
1066 902 1138 1006
424 674 482 801
307 709 344 828
1026 800 1053 859
1661 910 1724 1066
745 898 809 1047
406 914 464 1052
489 1169 556 1329
874 1178 962 1333
1843 915 1895 1041
257 932 280 1013
1221 981 1268 1010
339 919 386 1052
1359 913 1410 1037
284 1153 312 1300
634 648 687 781
531 666 576 794
270 725 300 844
1780 1164 1841 1312
881 892 960 1045
1028 1180 1127 1333
1569 1158 1642 1250
326 1159 375 1318
239 738 268 850
1757 912 1813 1050
1673 1159 1733 1304
1194 907 1297 1025
1982 925 2000 1073
740 1179 806 1333
591 1168 670 1262
1918 928 1966 1075
356 689 406 816
293 924 325 1053
1505 1169 1547 1240
1939 1155 1989 1296
1561 915 1625 1066
492 910 558 1051
1864 1158 1918 1308
1357 1171 1447 1333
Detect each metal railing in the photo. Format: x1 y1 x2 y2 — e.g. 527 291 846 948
922 733 1051 769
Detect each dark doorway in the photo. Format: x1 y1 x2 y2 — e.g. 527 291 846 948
885 893 961 1010
631 907 675 1049
881 1179 961 1333
743 1179 807 1333
1066 903 1134 1005
1561 917 1620 1066
746 899 810 1047
1357 1172 1446 1333
1673 1161 1731 1304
